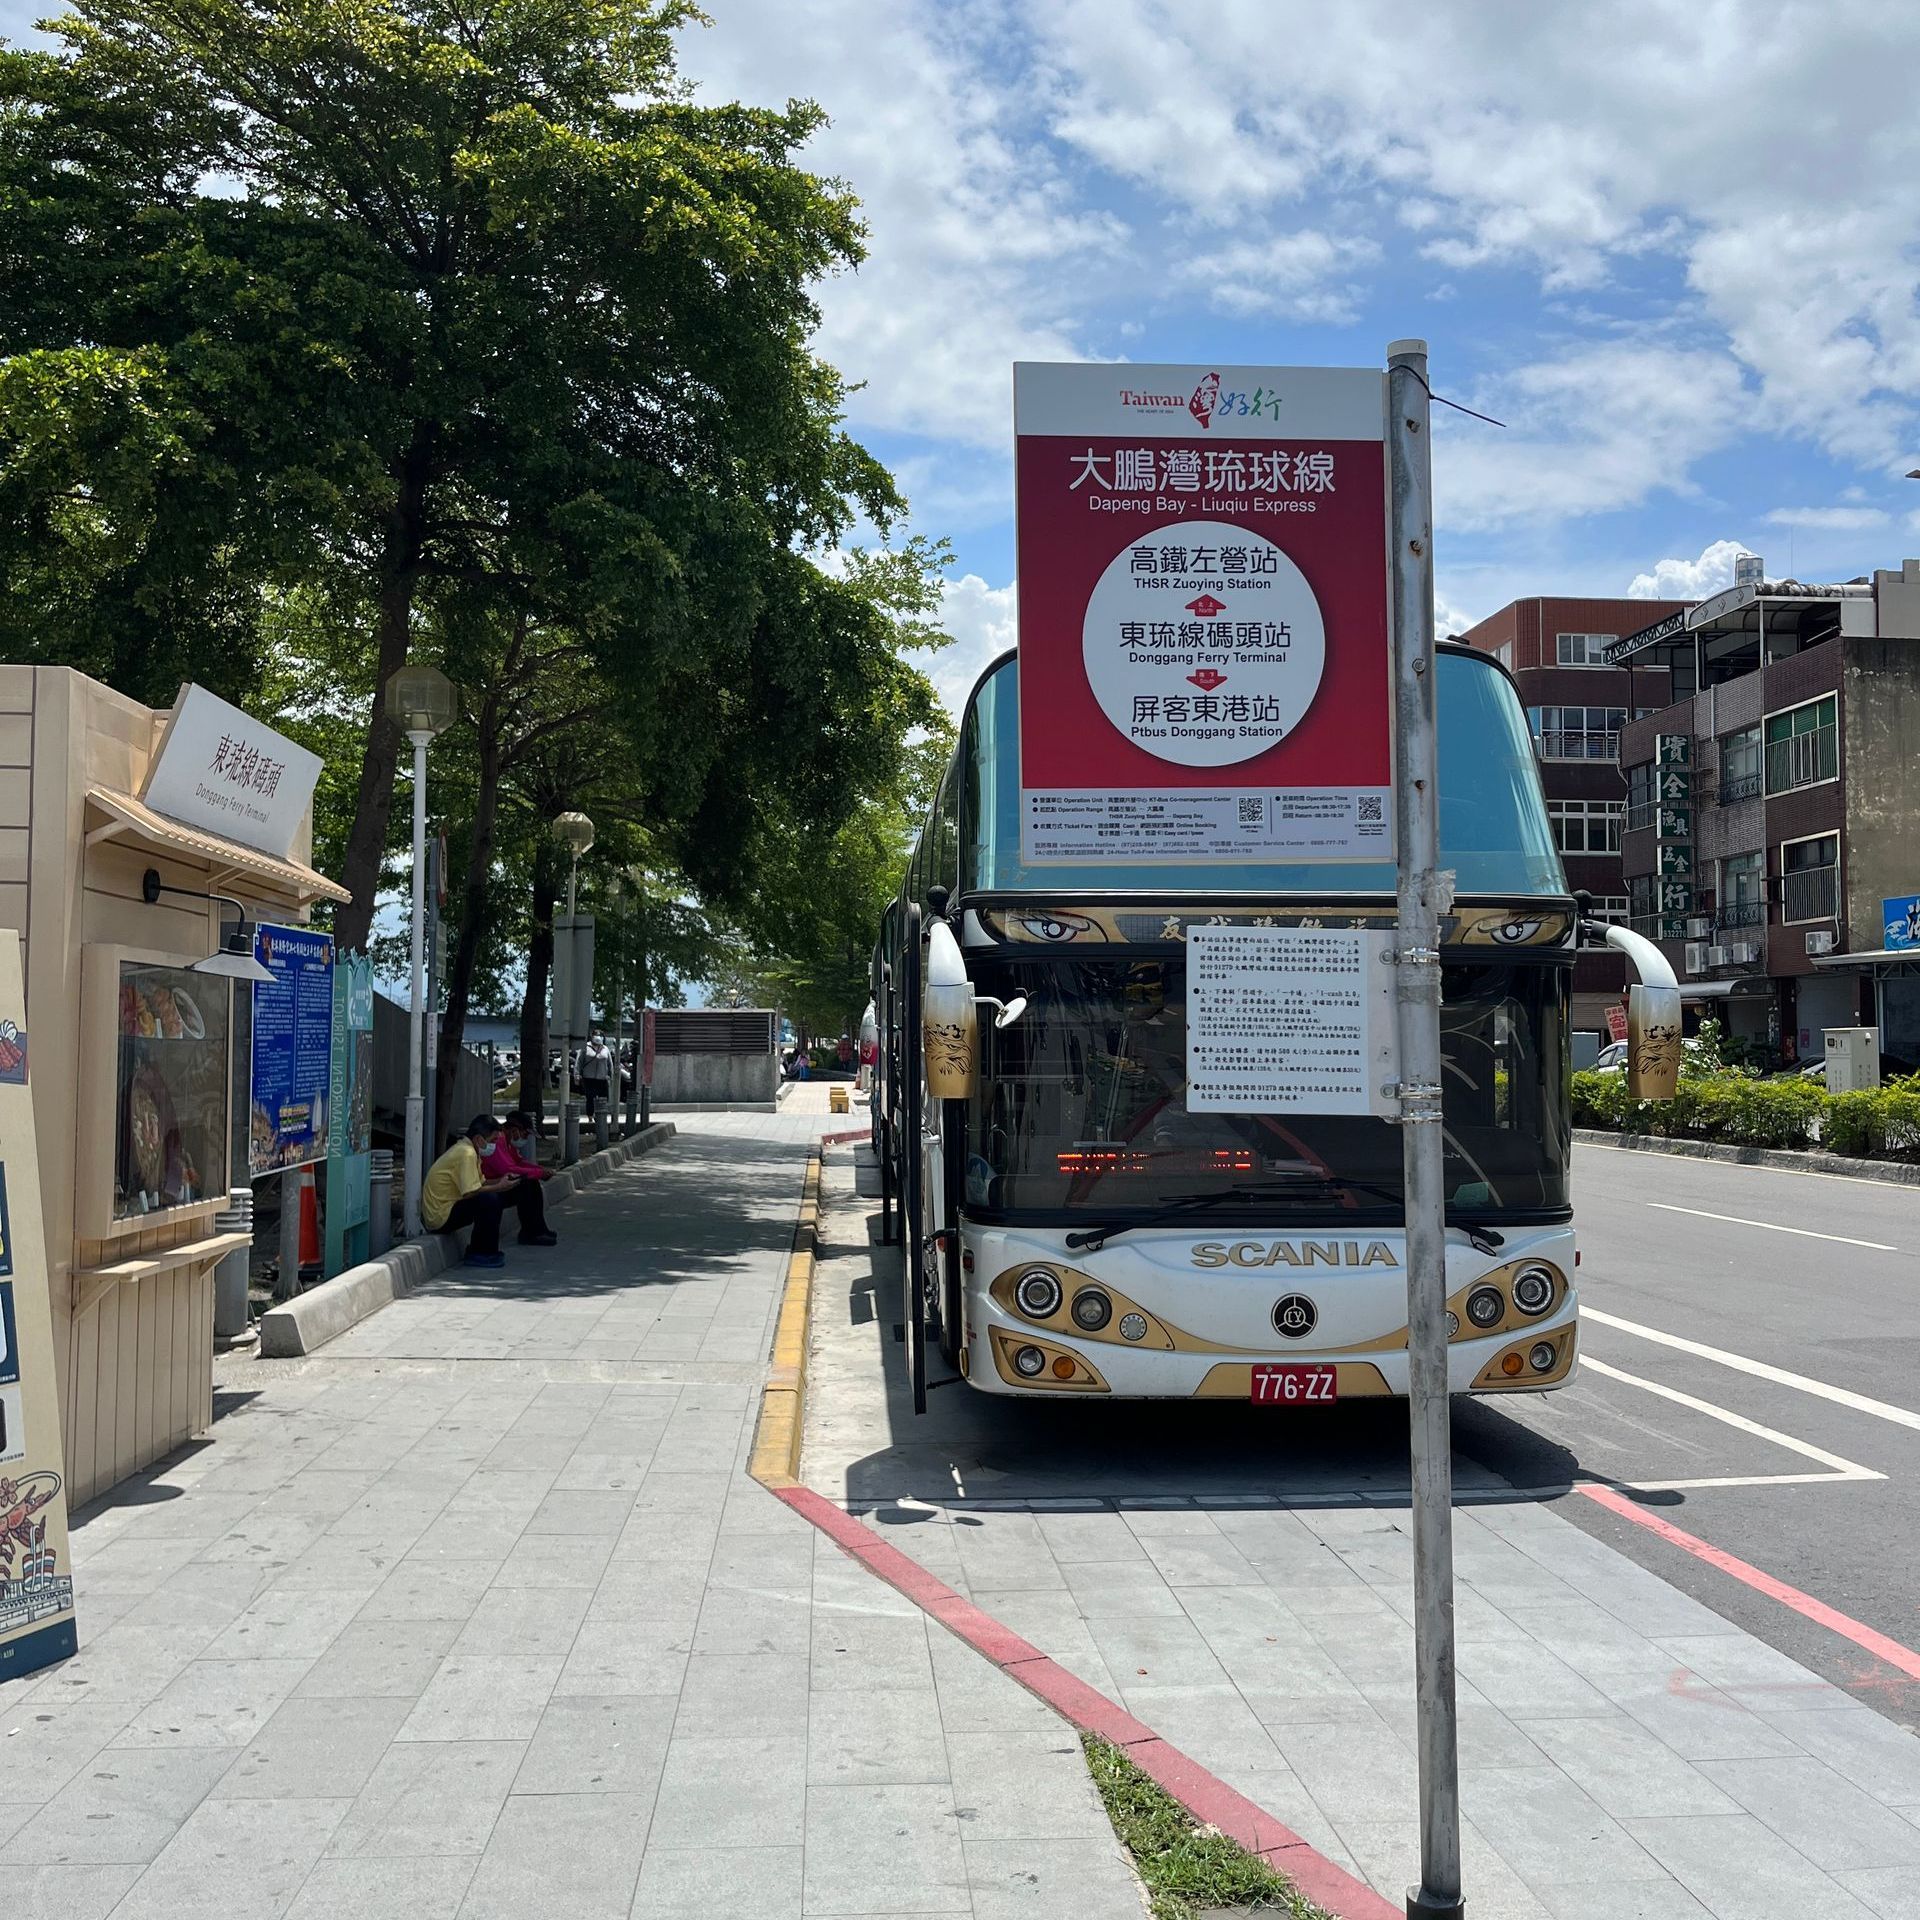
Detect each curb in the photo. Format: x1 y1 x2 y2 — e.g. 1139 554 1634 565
748 1143 1395 1920
748 1147 822 1488
258 1122 678 1357
1575 1127 1920 1186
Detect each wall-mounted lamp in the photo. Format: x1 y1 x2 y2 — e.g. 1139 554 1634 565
141 868 275 983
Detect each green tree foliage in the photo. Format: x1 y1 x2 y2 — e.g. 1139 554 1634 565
1 0 913 949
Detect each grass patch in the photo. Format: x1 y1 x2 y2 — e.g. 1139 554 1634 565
1083 1735 1330 1920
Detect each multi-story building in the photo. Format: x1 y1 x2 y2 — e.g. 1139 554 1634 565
1613 558 1920 1067
1454 597 1682 1037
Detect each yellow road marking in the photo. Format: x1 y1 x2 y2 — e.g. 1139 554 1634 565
749 1148 823 1491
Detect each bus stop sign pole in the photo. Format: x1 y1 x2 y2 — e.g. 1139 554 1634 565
1387 338 1465 1920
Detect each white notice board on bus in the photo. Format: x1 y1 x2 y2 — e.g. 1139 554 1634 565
1186 923 1398 1116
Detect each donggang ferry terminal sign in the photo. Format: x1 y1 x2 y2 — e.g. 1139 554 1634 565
1015 361 1391 862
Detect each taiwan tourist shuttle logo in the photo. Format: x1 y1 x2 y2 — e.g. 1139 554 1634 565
1083 520 1322 766
1117 371 1224 428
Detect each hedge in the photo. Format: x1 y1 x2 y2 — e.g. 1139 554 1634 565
1572 1070 1920 1161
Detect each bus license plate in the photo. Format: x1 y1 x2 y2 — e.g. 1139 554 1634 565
1251 1364 1337 1406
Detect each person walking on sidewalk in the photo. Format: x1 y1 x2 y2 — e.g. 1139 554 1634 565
422 1114 553 1268
579 1031 615 1115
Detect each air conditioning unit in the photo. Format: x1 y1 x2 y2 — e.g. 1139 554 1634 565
1685 917 1712 939
1726 941 1761 965
1706 945 1731 968
1805 930 1837 956
1684 942 1709 974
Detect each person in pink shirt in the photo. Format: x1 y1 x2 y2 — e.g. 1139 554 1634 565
478 1109 556 1244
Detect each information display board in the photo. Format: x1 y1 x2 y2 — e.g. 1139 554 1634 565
1015 362 1392 863
1186 923 1397 1116
249 923 335 1176
0 932 78 1682
325 953 375 1275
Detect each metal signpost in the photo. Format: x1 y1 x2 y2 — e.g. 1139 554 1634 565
1386 340 1464 1919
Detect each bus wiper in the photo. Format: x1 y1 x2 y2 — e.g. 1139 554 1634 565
1265 1171 1506 1254
1065 1184 1359 1253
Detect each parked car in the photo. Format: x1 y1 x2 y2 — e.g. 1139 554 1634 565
1593 1040 1627 1073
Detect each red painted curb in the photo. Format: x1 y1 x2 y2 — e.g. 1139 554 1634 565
819 1127 870 1144
776 1483 1399 1920
1578 1482 1920 1682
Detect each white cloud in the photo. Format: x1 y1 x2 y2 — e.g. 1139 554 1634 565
1436 343 1747 531
931 572 1016 720
1764 506 1891 530
1627 538 1753 600
1202 231 1381 325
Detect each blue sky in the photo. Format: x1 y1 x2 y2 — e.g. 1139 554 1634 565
8 0 1920 720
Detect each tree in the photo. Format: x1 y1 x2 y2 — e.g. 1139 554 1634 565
2 0 903 946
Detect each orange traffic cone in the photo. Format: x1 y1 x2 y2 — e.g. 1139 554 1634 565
298 1167 321 1272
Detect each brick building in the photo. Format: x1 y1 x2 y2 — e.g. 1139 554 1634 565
1454 596 1684 1037
1612 558 1920 1067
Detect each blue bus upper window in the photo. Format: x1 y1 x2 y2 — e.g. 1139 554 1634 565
961 650 1564 896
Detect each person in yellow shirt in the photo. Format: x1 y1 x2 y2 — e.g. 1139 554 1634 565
421 1114 554 1267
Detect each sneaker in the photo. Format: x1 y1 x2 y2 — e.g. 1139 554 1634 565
464 1251 506 1269
518 1231 558 1247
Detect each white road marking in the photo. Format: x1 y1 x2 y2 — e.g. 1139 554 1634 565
1584 1307 1920 1435
1580 1356 1884 1484
1644 1201 1895 1251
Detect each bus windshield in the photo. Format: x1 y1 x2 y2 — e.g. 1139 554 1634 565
964 954 1569 1221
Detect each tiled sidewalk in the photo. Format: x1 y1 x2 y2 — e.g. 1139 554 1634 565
804 1151 1920 1920
0 1114 1143 1920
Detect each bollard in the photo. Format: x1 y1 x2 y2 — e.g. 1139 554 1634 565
213 1186 254 1340
594 1106 609 1153
562 1099 581 1166
369 1148 394 1256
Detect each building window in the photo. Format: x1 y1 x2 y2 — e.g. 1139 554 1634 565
1496 641 1514 668
1764 695 1837 795
1718 850 1764 929
1588 895 1629 925
1718 725 1762 804
1556 632 1617 666
1547 798 1624 855
1780 833 1838 924
1529 705 1626 761
1625 762 1657 832
1628 873 1660 935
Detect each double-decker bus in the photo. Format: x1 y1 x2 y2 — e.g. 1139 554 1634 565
872 641 1589 1410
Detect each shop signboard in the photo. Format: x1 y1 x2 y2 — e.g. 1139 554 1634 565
142 684 323 863
249 924 335 1177
325 953 375 1275
1014 361 1392 863
1657 804 1692 841
0 932 78 1682
1605 1003 1630 1043
1658 845 1694 878
1655 733 1692 769
1884 895 1920 953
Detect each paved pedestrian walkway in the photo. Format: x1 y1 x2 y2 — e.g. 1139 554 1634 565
0 1108 1144 1920
805 1150 1920 1920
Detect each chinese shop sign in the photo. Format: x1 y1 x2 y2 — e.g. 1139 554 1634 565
142 684 324 862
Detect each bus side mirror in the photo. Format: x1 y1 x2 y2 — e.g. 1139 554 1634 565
990 994 1028 1030
1584 920 1681 1101
924 918 977 1098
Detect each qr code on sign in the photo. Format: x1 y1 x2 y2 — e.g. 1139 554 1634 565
1237 797 1264 824
1358 795 1384 823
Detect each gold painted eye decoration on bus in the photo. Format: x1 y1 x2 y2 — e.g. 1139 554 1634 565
1487 917 1544 946
1013 911 1099 943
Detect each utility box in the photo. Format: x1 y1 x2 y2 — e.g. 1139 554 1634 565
1825 1027 1881 1094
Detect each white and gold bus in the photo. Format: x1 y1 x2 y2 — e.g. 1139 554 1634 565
873 641 1598 1411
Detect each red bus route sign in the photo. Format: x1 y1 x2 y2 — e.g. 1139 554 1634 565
1014 361 1392 864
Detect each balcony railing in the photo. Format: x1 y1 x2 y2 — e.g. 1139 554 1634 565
1765 727 1836 795
1716 900 1765 929
1537 732 1620 762
1781 865 1838 924
1716 772 1761 805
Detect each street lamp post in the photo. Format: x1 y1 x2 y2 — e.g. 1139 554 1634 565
553 810 595 1165
384 665 457 1239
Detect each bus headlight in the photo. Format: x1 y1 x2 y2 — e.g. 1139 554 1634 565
1118 1312 1148 1342
1070 1288 1113 1332
1528 1340 1558 1374
1465 1286 1505 1329
1015 1269 1062 1319
1512 1265 1555 1315
1014 1344 1047 1377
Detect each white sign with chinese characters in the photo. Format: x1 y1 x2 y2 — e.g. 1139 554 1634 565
1186 923 1398 1116
142 685 323 862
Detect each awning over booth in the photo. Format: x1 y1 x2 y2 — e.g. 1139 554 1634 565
83 785 350 906
1811 948 1920 971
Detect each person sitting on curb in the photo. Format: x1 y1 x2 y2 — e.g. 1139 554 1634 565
421 1114 556 1268
479 1110 557 1245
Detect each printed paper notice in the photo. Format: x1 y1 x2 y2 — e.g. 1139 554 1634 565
1186 923 1397 1116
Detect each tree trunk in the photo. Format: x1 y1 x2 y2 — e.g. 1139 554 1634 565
519 852 558 1129
334 439 432 954
434 723 501 1135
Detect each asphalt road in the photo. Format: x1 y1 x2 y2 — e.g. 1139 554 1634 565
1462 1141 1920 1732
817 1138 1920 1735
